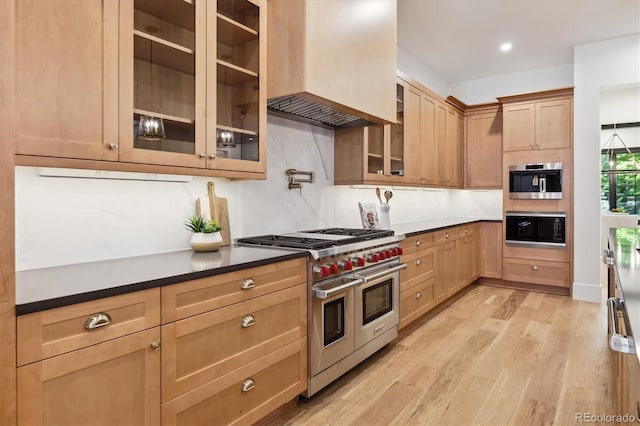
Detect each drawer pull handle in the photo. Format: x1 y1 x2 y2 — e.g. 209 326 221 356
416 259 422 266
416 240 421 247
241 278 256 290
84 312 111 330
241 378 255 392
416 292 422 299
241 315 256 328
531 265 539 271
150 341 160 351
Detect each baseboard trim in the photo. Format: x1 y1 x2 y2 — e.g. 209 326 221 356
476 277 571 296
572 282 602 303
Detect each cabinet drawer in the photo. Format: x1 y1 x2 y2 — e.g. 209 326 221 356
434 227 457 243
401 248 435 289
162 338 307 426
162 258 307 323
503 258 570 287
17 288 160 366
399 276 435 329
162 284 306 402
18 328 161 426
456 223 478 238
401 233 434 255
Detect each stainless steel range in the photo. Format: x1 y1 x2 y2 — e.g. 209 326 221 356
237 228 406 397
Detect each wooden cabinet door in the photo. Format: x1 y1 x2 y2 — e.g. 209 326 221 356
436 104 451 186
453 111 464 188
535 98 571 150
480 222 503 279
465 108 503 188
458 230 478 287
14 0 119 161
401 83 423 184
18 328 160 426
421 93 438 185
503 103 535 152
435 240 457 302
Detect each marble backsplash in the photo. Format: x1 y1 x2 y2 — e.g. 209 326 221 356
15 115 501 270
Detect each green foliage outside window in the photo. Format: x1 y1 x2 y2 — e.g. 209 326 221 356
601 149 640 215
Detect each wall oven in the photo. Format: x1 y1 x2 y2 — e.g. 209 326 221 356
505 211 566 248
509 162 563 199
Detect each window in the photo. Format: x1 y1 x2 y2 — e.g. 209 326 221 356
601 148 640 214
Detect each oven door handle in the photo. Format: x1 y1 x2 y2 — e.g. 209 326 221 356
313 278 365 299
607 297 636 354
355 263 407 283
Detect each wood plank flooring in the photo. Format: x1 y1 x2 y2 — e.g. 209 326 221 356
271 284 615 425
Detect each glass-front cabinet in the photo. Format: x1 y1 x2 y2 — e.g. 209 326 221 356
119 0 266 175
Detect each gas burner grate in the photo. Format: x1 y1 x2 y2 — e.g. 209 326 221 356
302 228 394 239
236 235 340 250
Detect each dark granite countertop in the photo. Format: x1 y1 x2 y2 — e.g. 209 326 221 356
16 245 307 315
609 227 640 358
392 217 502 237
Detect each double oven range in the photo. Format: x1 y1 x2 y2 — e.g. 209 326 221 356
238 228 406 397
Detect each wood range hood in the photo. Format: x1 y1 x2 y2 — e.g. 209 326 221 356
267 0 398 129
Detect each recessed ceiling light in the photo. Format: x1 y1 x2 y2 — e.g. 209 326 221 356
500 42 513 52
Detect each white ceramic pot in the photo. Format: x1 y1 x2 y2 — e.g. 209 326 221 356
190 232 223 252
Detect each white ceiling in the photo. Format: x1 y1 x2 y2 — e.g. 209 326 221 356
398 0 640 83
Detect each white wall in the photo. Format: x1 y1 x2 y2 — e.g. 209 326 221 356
574 34 640 302
15 115 501 271
449 63 574 105
397 47 451 97
600 84 640 150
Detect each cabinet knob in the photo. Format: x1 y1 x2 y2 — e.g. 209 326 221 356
416 240 421 247
84 312 111 330
241 315 256 328
445 233 450 239
531 265 539 271
416 259 422 266
241 278 256 290
199 152 207 158
109 143 118 150
209 154 216 159
241 378 256 393
416 292 422 299
465 228 469 234
150 341 160 351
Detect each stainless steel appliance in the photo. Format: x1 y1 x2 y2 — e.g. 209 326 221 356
237 228 406 397
509 162 563 199
505 211 566 248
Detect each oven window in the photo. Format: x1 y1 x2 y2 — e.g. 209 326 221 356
323 298 345 346
362 279 393 325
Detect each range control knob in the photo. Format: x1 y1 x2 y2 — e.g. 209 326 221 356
314 265 330 277
339 260 353 271
397 247 404 255
367 253 379 263
391 248 399 256
378 251 387 260
329 263 339 275
385 250 393 258
352 257 366 267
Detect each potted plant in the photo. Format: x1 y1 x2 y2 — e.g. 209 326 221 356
184 214 223 252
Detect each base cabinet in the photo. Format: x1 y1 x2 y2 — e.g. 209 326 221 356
480 222 502 279
399 236 436 329
457 224 479 288
18 328 161 426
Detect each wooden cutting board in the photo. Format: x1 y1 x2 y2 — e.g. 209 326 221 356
195 182 231 246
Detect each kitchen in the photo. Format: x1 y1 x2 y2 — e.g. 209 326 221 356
1 0 640 425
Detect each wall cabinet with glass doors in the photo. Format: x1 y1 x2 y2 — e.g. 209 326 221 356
14 0 266 178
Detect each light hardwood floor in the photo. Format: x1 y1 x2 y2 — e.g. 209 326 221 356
271 284 615 425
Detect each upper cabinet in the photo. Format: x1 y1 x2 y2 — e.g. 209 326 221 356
14 0 120 162
499 88 572 152
465 104 503 188
14 0 267 178
267 0 397 126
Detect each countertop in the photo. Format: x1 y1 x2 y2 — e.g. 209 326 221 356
392 217 502 237
609 227 640 358
16 245 307 315
16 217 500 315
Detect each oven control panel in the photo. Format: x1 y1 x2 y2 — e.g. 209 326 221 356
311 243 403 281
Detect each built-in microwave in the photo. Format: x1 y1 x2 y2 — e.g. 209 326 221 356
509 163 562 199
505 211 566 248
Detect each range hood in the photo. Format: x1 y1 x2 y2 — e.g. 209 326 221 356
267 0 397 129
